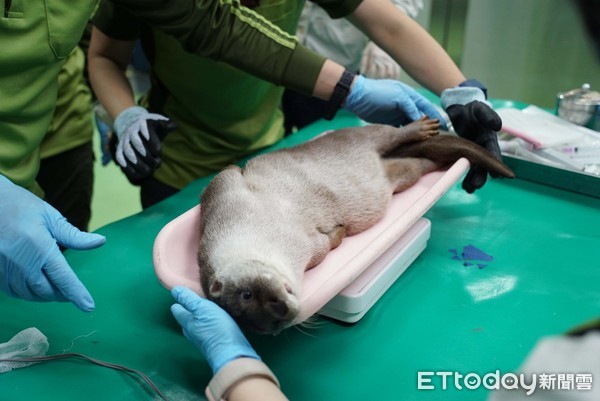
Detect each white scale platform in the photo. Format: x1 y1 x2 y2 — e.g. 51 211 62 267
318 218 430 323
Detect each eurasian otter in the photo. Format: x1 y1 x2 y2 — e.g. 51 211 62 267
197 117 514 334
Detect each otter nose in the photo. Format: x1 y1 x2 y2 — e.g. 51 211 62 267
267 298 289 318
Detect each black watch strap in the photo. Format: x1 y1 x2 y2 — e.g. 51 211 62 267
324 69 356 120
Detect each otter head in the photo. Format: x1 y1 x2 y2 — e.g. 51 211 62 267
205 260 301 335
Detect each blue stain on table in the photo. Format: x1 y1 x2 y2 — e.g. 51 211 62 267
449 245 494 269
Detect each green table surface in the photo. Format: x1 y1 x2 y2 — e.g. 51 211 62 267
1 100 599 401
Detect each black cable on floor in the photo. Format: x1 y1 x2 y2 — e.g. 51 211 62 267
0 353 169 401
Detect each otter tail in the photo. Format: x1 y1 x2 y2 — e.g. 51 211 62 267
389 135 515 178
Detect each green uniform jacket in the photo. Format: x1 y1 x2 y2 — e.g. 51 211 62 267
41 46 94 161
0 0 97 195
0 0 359 194
111 0 361 93
94 0 361 188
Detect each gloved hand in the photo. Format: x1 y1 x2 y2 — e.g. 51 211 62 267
170 286 260 374
441 82 503 193
360 42 401 80
344 75 446 127
0 175 106 311
112 106 177 185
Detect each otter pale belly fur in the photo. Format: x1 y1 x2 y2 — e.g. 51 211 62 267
198 117 514 334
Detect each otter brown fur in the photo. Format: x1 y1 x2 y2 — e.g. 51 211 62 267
197 117 514 334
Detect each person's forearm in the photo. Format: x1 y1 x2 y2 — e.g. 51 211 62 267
349 0 466 95
87 28 138 120
227 377 290 401
312 59 347 100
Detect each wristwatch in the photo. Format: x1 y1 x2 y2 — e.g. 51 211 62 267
324 69 357 120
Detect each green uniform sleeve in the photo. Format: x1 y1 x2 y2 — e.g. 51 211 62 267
93 1 142 41
108 0 328 95
311 0 363 19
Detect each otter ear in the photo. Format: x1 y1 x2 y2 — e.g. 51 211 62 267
209 280 224 298
222 164 242 172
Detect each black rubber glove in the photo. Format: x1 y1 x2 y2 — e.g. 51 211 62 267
109 119 177 185
446 101 503 193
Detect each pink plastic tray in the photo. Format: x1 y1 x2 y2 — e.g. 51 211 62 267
152 158 469 323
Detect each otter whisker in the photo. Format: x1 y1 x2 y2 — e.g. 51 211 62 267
293 324 319 338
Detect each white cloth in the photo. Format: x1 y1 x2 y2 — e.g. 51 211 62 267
0 327 49 373
360 41 401 79
297 0 423 75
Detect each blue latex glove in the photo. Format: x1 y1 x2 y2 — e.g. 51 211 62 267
441 83 503 193
344 75 446 127
170 286 260 374
0 175 106 311
113 106 176 184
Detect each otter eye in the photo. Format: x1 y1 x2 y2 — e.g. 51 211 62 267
241 290 253 301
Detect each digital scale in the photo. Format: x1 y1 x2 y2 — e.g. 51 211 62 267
318 218 430 323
